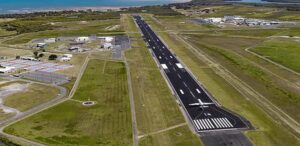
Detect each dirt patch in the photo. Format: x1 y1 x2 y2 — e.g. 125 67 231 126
0 83 29 114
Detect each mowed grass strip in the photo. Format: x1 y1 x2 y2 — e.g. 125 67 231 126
4 83 60 112
252 38 300 73
139 125 201 146
4 60 133 146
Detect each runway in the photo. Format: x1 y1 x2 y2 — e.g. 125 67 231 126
134 15 249 132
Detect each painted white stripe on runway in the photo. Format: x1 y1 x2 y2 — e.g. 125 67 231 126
198 120 206 129
216 118 225 128
193 120 200 130
183 82 188 87
218 118 228 128
222 118 233 127
196 89 201 93
179 89 184 95
220 118 230 127
204 119 212 129
215 118 222 128
190 91 196 98
200 119 209 129
207 119 215 129
177 73 181 79
196 120 203 130
224 118 234 127
206 119 214 129
212 118 220 128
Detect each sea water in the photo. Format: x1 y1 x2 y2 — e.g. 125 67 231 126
0 0 189 14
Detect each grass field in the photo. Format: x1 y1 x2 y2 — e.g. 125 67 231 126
182 34 263 49
0 28 16 37
251 38 300 73
0 47 32 57
182 5 300 20
0 109 15 121
3 19 124 44
123 14 202 146
56 54 87 77
4 83 60 112
143 15 300 145
154 15 219 31
139 125 201 146
216 29 285 37
4 60 132 146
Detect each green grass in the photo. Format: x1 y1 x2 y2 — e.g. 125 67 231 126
252 38 300 73
0 109 15 121
139 125 201 146
143 15 300 145
4 83 60 112
218 29 285 37
4 60 132 146
0 28 16 37
183 34 262 50
3 19 124 44
189 5 300 20
124 15 202 146
154 16 219 31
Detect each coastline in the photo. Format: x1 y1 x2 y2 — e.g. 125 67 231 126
3 6 125 14
0 0 192 14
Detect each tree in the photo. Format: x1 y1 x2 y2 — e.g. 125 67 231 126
38 53 44 58
33 51 39 59
48 54 57 60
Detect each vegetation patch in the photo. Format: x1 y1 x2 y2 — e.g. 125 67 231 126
252 38 300 73
4 83 60 112
4 60 132 146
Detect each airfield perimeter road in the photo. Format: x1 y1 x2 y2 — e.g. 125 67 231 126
133 15 250 133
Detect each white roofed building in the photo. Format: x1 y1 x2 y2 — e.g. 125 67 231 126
44 38 56 43
98 36 114 43
102 43 113 50
75 37 90 43
0 66 15 73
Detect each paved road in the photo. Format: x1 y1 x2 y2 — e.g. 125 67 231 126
134 15 249 132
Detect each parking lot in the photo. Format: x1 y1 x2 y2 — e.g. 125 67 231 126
0 59 73 73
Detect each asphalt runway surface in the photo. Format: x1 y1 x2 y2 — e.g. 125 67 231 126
134 15 249 132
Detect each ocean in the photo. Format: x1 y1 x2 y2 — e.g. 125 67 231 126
0 0 189 14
